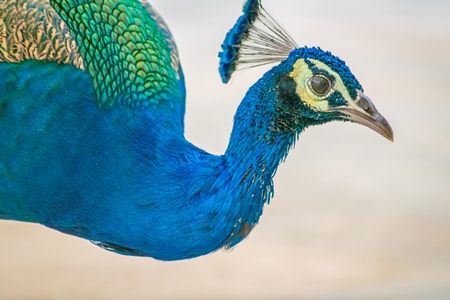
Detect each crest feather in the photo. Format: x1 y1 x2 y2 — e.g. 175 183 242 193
219 0 297 83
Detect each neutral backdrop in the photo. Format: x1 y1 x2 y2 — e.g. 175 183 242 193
1 0 449 299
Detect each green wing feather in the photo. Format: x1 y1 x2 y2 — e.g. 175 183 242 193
51 0 182 107
0 0 183 109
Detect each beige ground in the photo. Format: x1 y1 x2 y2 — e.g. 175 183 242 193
1 0 450 299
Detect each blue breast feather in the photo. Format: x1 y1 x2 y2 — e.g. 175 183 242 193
0 59 283 260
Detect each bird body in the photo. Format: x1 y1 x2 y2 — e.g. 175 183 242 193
0 0 392 261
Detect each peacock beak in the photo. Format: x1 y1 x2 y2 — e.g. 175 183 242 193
330 91 394 141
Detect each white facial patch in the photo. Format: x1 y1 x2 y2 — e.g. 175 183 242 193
289 58 354 112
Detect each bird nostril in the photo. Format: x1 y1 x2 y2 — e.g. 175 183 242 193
356 97 375 116
366 106 374 115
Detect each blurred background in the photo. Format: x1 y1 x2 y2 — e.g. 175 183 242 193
1 0 449 299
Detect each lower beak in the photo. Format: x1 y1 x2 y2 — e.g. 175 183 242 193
330 91 394 141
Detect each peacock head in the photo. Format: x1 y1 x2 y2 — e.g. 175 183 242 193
219 0 393 141
269 47 393 140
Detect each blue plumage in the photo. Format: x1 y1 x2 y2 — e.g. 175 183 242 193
0 0 393 261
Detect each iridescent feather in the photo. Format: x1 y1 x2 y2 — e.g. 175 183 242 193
0 0 183 109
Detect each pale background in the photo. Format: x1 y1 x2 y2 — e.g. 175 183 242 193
1 0 449 299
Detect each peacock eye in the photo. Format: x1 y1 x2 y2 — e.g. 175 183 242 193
310 75 332 96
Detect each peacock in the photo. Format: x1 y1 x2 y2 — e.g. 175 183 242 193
0 0 393 261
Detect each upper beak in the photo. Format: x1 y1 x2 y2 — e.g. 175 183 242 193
330 91 394 141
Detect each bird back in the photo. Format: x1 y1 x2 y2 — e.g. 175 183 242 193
0 0 185 115
0 0 83 67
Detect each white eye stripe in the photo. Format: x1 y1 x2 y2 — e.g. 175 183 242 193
289 58 353 112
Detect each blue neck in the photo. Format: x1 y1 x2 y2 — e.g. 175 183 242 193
226 71 300 174
221 73 300 247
